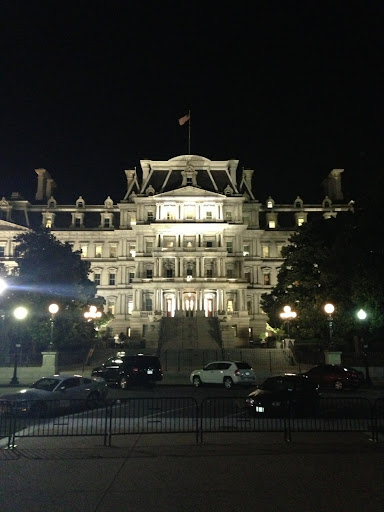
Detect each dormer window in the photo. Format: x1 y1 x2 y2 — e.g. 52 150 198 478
322 196 332 208
294 196 303 209
266 196 275 208
104 218 110 228
76 196 85 208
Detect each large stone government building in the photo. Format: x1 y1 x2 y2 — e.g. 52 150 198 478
0 155 352 350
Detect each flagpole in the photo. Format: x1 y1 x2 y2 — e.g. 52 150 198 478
188 109 191 154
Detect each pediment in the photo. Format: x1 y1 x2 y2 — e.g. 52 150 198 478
154 186 226 199
0 219 29 231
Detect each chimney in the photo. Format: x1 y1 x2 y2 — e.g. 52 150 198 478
35 168 56 201
322 169 344 202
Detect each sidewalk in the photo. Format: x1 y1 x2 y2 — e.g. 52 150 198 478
1 431 383 512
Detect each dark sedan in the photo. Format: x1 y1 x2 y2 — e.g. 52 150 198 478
302 364 365 390
245 374 320 417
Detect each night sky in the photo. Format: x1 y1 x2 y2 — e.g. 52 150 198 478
1 1 382 205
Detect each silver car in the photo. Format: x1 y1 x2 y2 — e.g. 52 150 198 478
190 361 257 389
0 374 109 416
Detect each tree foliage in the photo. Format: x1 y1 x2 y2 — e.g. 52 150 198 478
261 204 384 346
2 228 108 353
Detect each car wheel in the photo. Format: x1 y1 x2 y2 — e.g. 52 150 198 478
30 401 48 418
334 380 343 390
223 377 233 389
86 392 100 409
192 376 201 388
119 376 129 390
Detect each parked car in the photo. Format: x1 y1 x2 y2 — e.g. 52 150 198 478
301 364 365 390
190 361 256 389
0 374 108 417
245 374 320 417
91 354 163 389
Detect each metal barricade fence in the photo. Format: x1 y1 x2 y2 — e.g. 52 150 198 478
106 397 199 446
0 396 382 448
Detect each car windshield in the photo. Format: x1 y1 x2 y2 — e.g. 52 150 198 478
30 378 61 392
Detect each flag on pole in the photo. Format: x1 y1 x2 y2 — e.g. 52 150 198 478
178 113 190 126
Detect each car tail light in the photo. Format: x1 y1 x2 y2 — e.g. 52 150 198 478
234 369 240 376
132 367 139 373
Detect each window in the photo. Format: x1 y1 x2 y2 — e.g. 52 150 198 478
227 300 234 312
297 217 305 226
227 268 234 278
129 244 136 257
185 208 193 220
226 211 232 221
226 241 233 254
146 269 153 279
206 241 213 248
264 273 271 285
104 218 110 228
147 211 154 221
94 273 101 286
129 272 135 283
145 241 153 253
144 297 152 311
186 177 193 185
206 211 212 220
75 218 81 228
128 300 133 314
109 273 116 285
95 245 103 258
268 220 276 229
262 245 270 258
46 219 52 228
187 267 193 277
245 272 251 283
80 245 88 258
166 268 173 278
206 268 213 278
277 245 284 257
108 302 115 315
243 244 250 256
109 244 117 258
0 244 5 257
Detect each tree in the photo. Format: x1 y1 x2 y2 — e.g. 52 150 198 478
261 208 384 346
3 228 107 353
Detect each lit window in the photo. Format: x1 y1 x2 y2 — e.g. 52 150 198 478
267 200 273 208
45 219 52 228
268 220 276 229
243 244 250 256
297 217 305 226
262 245 270 258
227 300 234 312
109 244 117 258
95 245 103 258
264 273 271 285
108 302 115 315
128 300 133 314
80 245 88 258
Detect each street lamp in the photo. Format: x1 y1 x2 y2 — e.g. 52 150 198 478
357 308 371 386
84 305 102 321
280 306 297 338
48 303 59 351
324 303 335 349
9 306 28 386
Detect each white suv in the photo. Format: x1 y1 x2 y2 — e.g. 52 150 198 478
190 361 256 389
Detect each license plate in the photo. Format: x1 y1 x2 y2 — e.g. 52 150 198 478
147 369 153 374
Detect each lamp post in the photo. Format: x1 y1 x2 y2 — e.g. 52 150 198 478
357 308 371 386
84 305 102 322
9 306 28 386
280 306 297 338
48 303 59 351
324 303 335 350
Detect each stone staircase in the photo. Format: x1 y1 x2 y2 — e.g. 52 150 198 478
159 317 222 351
